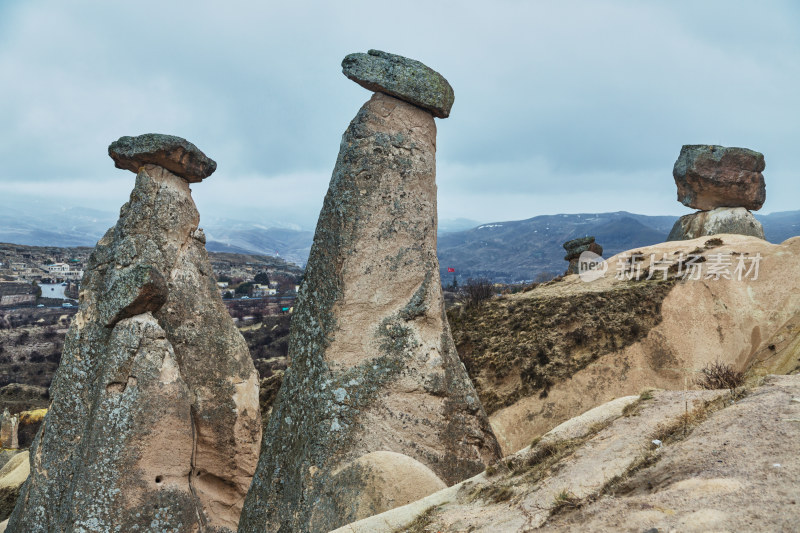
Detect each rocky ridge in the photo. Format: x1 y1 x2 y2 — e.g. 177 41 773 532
333 374 800 532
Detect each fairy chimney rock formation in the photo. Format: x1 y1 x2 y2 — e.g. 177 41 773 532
669 145 766 240
238 51 500 533
8 134 261 532
563 236 603 275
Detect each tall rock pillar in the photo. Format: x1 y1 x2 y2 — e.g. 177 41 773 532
8 134 262 532
239 50 501 533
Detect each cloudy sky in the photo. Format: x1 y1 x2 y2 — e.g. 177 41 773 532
0 0 797 230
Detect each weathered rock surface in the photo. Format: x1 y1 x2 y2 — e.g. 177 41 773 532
0 451 28 522
328 451 447 523
562 236 603 274
673 144 766 210
342 49 455 118
238 91 500 533
449 234 800 455
334 375 800 532
108 133 217 183
8 141 261 532
667 206 765 240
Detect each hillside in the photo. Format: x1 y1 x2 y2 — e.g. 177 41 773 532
437 212 675 283
757 210 800 243
447 234 800 454
1 207 798 283
439 210 800 283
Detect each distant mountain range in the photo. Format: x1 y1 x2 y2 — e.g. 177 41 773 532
1 206 797 282
438 210 800 283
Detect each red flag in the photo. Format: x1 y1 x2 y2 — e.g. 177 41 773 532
447 267 455 273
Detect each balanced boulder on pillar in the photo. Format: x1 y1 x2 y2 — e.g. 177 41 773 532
8 134 262 532
238 52 501 533
668 145 766 240
563 236 603 275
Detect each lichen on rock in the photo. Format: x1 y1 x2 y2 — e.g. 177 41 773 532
238 86 499 532
342 49 455 118
8 140 260 532
108 133 217 183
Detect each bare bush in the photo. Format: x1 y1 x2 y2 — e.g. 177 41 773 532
695 361 744 391
461 278 495 308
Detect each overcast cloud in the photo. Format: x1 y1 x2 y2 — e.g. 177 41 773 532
0 0 797 230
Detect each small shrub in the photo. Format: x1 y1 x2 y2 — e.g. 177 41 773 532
16 331 30 346
551 489 580 513
461 278 495 308
704 237 724 248
695 361 744 391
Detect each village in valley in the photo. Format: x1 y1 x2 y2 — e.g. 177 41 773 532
0 243 302 317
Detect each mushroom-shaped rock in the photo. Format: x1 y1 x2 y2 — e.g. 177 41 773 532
563 236 603 260
563 236 603 275
239 89 499 531
8 139 260 532
673 145 766 211
342 49 455 118
108 133 217 183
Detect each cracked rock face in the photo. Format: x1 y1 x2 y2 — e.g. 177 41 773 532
673 145 766 211
8 142 261 532
342 49 455 118
238 91 501 533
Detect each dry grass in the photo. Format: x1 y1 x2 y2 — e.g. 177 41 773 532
602 393 735 500
396 505 439 533
622 389 655 417
448 282 675 415
472 484 515 504
696 361 745 392
550 489 581 515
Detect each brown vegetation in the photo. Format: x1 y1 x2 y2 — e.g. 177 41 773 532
447 280 675 415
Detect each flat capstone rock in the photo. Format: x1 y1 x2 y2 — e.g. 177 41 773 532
563 236 596 252
342 49 455 118
108 133 217 183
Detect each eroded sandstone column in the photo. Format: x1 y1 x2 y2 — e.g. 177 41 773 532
238 50 501 533
8 134 261 532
